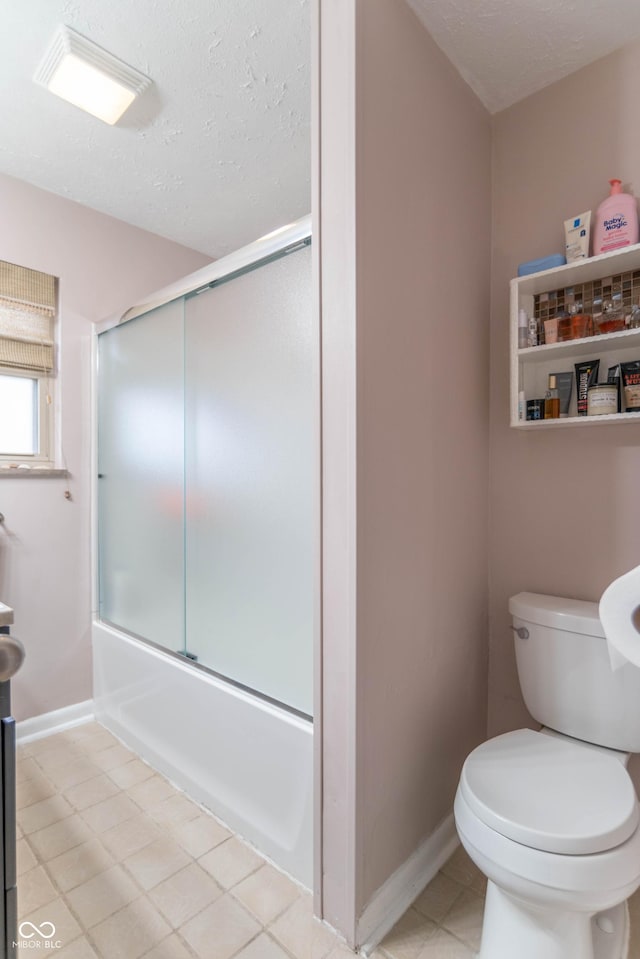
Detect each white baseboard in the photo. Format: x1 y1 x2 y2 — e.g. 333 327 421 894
17 700 95 744
357 813 459 953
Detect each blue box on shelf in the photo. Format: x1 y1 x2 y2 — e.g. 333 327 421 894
517 253 566 277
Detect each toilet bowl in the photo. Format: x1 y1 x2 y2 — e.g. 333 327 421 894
453 592 640 959
455 731 640 958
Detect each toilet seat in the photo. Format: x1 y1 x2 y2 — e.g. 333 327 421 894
460 729 639 855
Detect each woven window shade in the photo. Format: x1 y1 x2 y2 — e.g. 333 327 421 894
0 262 56 373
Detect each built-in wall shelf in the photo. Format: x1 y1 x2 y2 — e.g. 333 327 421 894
514 411 640 429
510 242 640 428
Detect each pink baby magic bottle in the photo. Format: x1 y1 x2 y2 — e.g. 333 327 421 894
593 179 639 254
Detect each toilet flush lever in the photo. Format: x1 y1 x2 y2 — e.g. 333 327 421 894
511 625 529 640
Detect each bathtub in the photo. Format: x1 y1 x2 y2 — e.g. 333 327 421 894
92 620 313 886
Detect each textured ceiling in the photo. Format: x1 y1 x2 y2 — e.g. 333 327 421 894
0 0 310 258
2 1 640 257
406 0 640 113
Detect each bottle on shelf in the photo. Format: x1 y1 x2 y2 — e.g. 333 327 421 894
596 299 625 335
555 308 571 342
536 315 545 345
628 303 640 329
563 302 593 340
544 374 560 419
518 309 529 349
593 179 639 255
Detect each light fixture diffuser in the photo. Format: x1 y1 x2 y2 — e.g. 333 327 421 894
34 25 151 125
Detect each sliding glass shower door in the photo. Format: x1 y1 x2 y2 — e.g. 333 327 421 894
98 243 314 716
183 246 314 715
98 299 185 653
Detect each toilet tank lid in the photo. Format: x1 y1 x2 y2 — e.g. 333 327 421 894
509 592 604 637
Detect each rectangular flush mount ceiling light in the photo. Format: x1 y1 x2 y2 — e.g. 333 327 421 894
34 25 151 125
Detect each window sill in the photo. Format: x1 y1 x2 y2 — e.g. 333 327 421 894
0 467 68 478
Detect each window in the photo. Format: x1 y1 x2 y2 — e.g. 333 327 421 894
0 261 56 467
0 374 37 454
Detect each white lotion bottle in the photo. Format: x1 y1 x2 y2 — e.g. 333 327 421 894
518 309 528 349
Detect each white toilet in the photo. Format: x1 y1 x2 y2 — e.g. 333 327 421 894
454 592 640 959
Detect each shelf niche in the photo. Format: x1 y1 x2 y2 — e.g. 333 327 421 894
510 243 640 428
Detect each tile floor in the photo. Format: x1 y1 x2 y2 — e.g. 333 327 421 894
16 722 640 958
17 722 354 959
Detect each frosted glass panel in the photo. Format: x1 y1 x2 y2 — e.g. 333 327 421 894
184 246 314 715
98 300 184 652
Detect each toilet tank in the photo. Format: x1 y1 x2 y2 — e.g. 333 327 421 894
509 591 640 753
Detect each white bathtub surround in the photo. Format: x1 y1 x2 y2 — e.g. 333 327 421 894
92 622 313 887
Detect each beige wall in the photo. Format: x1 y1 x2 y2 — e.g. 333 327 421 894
319 0 491 939
356 0 491 911
489 41 640 760
0 173 210 722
